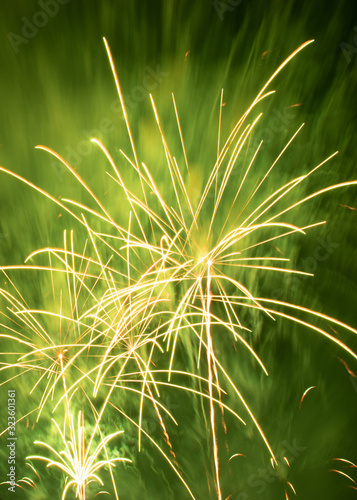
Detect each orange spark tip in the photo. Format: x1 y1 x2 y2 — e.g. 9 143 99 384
261 49 272 59
339 204 356 210
287 481 296 495
329 469 356 484
337 357 357 377
229 453 246 461
332 458 357 468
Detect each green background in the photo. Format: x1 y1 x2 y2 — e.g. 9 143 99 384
0 1 356 499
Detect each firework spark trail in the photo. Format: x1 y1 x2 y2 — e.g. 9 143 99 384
109 401 197 500
18 331 130 499
299 385 316 409
204 261 222 500
193 41 315 232
0 294 107 421
0 232 152 424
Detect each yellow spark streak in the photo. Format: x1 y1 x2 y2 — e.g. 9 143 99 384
204 261 222 500
1 264 105 281
107 378 245 425
216 279 244 333
35 145 124 234
211 352 277 465
150 94 187 229
239 221 326 253
0 165 83 225
220 140 263 236
212 222 305 260
230 300 357 361
102 38 140 175
240 174 304 230
229 453 245 461
173 155 195 224
194 40 314 227
208 271 274 322
0 288 54 345
165 280 201 376
103 36 158 247
287 481 296 495
193 91 274 228
110 402 197 500
93 300 164 396
239 146 334 231
172 93 189 171
139 161 178 233
253 40 314 106
26 245 115 270
216 256 289 264
185 302 267 375
330 469 356 484
220 263 313 277
80 216 112 303
255 298 357 337
209 117 263 237
217 88 224 161
266 178 357 226
243 123 305 226
91 138 154 249
332 458 357 467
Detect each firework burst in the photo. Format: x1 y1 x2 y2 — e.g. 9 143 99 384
0 36 356 499
26 407 131 500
